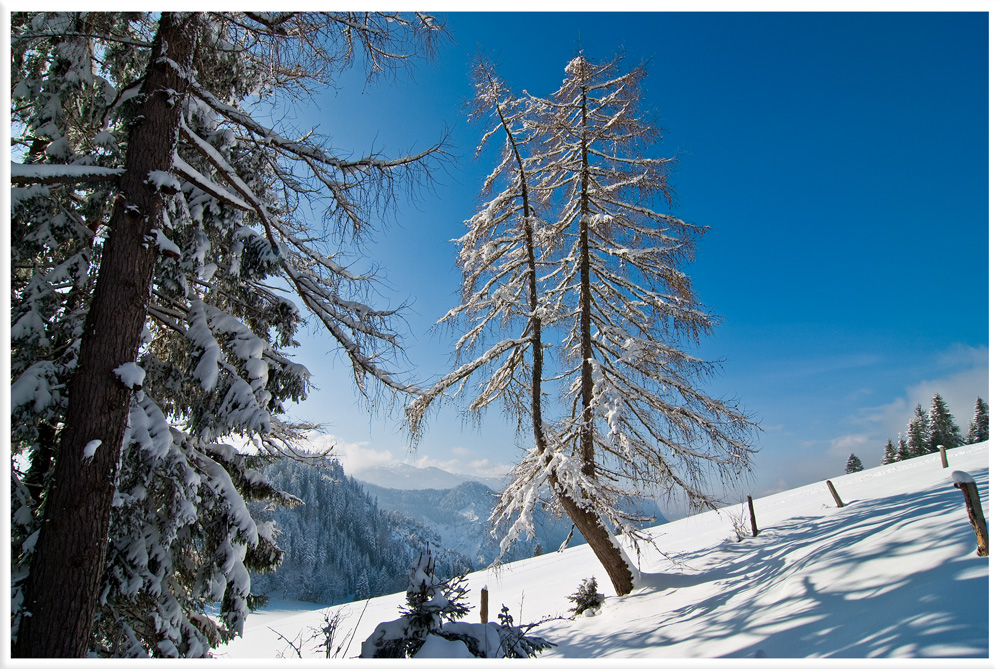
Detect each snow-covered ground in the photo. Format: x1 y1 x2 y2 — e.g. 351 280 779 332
216 442 989 660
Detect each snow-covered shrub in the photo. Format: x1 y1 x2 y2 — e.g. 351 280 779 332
360 552 553 658
360 552 470 658
567 577 604 616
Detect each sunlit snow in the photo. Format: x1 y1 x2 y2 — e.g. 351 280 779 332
216 442 989 659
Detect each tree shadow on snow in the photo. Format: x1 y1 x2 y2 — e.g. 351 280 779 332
557 467 988 659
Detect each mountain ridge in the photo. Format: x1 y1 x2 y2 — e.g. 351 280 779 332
348 461 507 492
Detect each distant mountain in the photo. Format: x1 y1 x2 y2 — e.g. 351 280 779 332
363 481 505 567
249 457 474 605
252 457 669 605
349 461 507 492
362 478 668 569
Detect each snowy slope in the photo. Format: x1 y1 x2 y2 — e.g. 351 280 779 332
216 442 989 659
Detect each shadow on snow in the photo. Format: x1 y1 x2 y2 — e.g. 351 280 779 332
556 467 988 659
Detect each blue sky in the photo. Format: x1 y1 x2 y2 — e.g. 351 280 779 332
277 12 989 509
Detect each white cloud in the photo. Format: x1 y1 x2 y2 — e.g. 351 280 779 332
828 433 869 456
905 367 988 431
412 454 511 480
862 351 989 440
300 432 511 480
826 344 989 470
935 343 989 370
298 434 395 476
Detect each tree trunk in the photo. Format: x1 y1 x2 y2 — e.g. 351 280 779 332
14 13 199 658
561 80 636 595
499 90 634 597
551 481 635 596
577 84 596 479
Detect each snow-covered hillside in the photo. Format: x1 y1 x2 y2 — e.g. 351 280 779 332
217 442 989 659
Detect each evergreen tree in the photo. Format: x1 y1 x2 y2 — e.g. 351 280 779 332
360 552 552 658
845 453 864 474
905 404 930 458
896 435 909 461
927 393 963 450
11 11 441 658
566 577 605 616
966 397 989 444
881 439 897 465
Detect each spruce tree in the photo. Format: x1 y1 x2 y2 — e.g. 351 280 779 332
845 453 864 474
905 404 930 458
881 439 897 465
896 435 909 461
966 397 989 444
927 393 963 450
11 11 441 657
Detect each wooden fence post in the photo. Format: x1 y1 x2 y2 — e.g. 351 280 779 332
826 480 844 508
747 495 759 537
938 445 949 469
952 471 989 556
480 586 488 624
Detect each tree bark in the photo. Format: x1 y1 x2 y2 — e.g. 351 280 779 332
551 482 635 596
14 13 199 658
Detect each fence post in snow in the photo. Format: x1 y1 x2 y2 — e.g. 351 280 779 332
480 586 488 624
825 480 844 508
747 495 759 537
939 445 949 469
952 471 989 557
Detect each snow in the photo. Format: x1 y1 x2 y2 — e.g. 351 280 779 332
10 361 57 414
216 442 989 660
412 634 474 658
153 229 181 258
113 362 146 389
82 440 101 460
10 161 124 181
952 470 977 485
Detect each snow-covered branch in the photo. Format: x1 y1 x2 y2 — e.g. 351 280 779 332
11 162 125 186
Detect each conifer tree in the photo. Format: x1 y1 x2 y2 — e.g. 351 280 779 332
881 439 897 465
11 11 441 657
905 404 930 458
845 453 864 474
966 397 989 444
927 393 963 450
897 435 909 461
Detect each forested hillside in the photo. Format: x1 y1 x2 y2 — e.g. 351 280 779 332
250 457 667 604
249 458 472 604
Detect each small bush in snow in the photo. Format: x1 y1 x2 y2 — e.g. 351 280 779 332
360 551 553 658
725 507 752 543
567 577 605 616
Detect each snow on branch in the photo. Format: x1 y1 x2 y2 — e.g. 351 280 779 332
178 119 418 400
171 153 252 212
11 162 124 186
406 335 531 440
